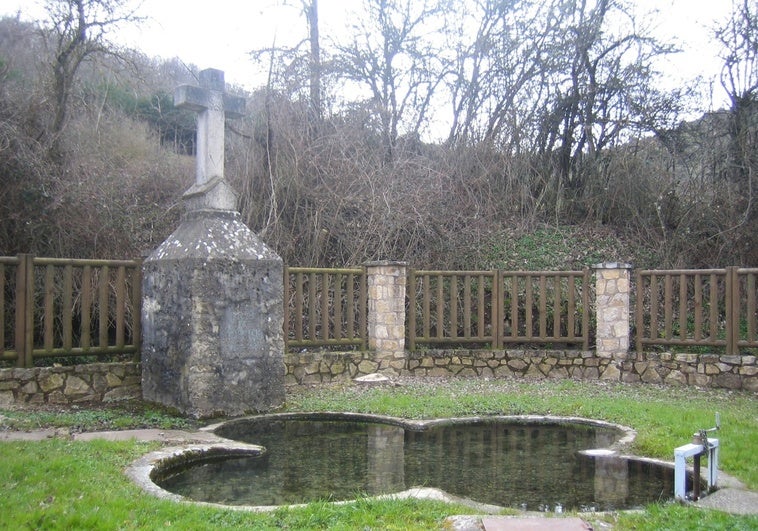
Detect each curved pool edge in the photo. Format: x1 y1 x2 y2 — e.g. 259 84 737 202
126 413 641 513
208 412 637 452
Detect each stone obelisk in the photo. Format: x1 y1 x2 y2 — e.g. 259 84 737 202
141 69 284 418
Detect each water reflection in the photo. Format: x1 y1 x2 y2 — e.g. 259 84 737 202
157 417 678 510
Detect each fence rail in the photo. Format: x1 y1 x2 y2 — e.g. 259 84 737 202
407 269 591 349
284 266 367 350
634 267 758 355
1 254 141 367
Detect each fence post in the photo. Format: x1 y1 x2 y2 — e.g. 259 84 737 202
14 254 34 368
594 262 632 380
727 266 739 355
365 261 407 374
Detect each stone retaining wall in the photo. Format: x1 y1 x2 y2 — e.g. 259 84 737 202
620 352 756 391
285 349 757 391
2 349 753 406
0 362 141 407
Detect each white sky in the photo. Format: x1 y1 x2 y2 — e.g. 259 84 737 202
0 0 736 107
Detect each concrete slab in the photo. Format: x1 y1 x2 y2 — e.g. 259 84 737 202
481 516 592 530
73 428 224 444
694 487 758 515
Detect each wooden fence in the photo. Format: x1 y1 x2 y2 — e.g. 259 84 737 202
407 269 591 349
635 267 758 355
1 254 141 367
284 266 367 350
4 257 756 364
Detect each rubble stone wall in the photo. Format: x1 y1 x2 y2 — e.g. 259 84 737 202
0 362 141 407
284 349 756 391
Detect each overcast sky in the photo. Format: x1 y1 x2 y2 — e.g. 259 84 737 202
0 0 736 108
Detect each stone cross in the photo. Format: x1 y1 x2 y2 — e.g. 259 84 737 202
175 69 245 186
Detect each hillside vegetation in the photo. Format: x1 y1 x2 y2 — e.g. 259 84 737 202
0 1 756 269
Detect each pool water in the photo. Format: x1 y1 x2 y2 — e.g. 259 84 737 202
156 416 686 511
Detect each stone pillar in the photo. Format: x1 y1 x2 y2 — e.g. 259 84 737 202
366 261 407 374
594 262 632 380
141 69 284 418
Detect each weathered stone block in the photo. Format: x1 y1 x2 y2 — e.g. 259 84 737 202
712 373 742 389
0 390 14 407
141 210 285 418
39 373 64 393
0 381 19 391
600 363 621 380
358 359 379 373
104 385 140 402
507 359 528 371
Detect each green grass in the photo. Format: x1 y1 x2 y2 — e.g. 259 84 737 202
0 401 194 432
0 438 476 529
1 379 756 529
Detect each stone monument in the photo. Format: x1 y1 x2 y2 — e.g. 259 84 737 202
141 68 285 418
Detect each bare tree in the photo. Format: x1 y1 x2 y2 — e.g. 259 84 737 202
43 0 142 157
334 0 450 162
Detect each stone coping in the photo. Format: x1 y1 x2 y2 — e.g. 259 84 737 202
126 413 637 513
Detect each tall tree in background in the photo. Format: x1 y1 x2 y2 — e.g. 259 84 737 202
715 0 758 261
335 0 449 162
306 0 321 133
44 0 141 158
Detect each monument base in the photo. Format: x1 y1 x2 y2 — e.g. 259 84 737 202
141 209 285 418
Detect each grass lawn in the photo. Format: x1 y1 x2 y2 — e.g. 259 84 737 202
1 378 756 530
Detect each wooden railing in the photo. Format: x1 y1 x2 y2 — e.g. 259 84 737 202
407 269 591 349
1 254 141 367
635 267 758 355
284 266 367 350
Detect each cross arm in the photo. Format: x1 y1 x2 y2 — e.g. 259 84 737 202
174 85 245 118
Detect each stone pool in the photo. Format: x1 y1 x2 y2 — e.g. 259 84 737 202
130 413 693 512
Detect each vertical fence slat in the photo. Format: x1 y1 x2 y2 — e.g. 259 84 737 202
747 271 756 342
44 264 55 352
436 274 444 339
650 273 658 341
81 266 92 349
567 273 576 341
694 273 702 342
728 267 738 355
493 271 502 348
538 275 547 339
15 254 34 367
334 273 343 340
294 271 303 342
635 271 643 352
709 273 718 342
525 275 533 339
62 265 73 350
346 273 355 341
0 263 4 353
679 273 687 342
511 275 519 339
463 274 471 339
552 276 561 340
663 274 673 340
98 265 109 347
423 274 431 339
450 274 458 340
308 272 316 341
477 274 485 340
115 266 126 348
321 272 329 341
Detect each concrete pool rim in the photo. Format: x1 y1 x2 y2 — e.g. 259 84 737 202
126 412 653 513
